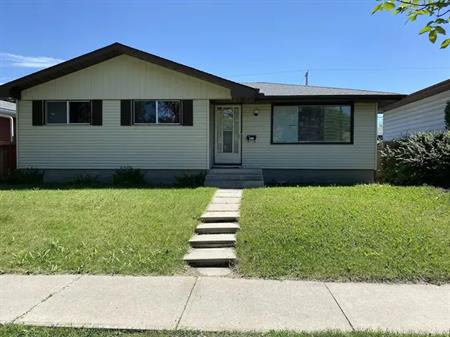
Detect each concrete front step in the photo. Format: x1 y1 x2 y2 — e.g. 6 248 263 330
205 181 264 189
206 178 262 183
196 222 240 234
205 175 263 181
183 248 236 267
189 234 236 248
201 211 239 222
208 168 262 175
205 169 264 188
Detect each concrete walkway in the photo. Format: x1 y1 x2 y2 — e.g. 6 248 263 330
1 274 449 333
184 189 242 270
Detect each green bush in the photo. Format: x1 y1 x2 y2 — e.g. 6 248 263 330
112 167 145 186
175 171 206 187
5 168 44 184
380 132 450 188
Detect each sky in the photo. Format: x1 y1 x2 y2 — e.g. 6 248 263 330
0 0 449 94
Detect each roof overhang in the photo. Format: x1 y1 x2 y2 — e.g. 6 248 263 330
383 79 450 111
255 94 405 107
0 43 259 100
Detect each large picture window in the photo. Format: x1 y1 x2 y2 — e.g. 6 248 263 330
46 101 92 124
134 100 180 124
272 104 352 144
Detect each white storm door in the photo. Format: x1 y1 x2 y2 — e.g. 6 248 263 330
214 105 241 164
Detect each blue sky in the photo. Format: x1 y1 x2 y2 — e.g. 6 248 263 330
1 0 449 94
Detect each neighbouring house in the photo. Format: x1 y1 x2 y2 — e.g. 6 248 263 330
0 100 16 145
0 100 16 179
0 43 404 185
383 79 450 141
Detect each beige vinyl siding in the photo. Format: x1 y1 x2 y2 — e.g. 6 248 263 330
241 102 377 170
21 55 231 100
384 90 449 141
17 100 210 169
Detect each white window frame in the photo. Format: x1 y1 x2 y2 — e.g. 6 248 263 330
45 100 92 125
133 99 181 125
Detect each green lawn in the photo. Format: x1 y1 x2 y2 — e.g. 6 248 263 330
237 185 450 283
0 187 214 275
0 325 446 337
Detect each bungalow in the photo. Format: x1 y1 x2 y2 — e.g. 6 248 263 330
0 43 403 186
383 79 450 141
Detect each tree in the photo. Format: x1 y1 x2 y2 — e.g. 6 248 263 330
445 101 450 130
372 1 450 49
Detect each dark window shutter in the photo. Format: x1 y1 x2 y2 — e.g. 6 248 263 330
182 100 193 126
120 100 132 126
91 100 103 126
32 100 44 126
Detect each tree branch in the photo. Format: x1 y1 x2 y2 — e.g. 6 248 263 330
396 0 450 9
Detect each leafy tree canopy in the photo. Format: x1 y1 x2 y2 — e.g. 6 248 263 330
372 0 450 48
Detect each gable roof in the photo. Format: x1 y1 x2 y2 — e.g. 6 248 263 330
0 43 405 103
383 78 450 111
0 43 259 99
244 82 400 97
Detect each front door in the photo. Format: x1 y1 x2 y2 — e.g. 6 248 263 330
214 105 241 164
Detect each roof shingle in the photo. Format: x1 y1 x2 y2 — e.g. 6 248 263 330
243 82 400 96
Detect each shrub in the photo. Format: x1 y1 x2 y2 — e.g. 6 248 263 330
380 131 450 188
175 171 206 187
112 167 145 186
5 168 44 184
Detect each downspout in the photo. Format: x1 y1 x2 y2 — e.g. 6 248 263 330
0 113 14 144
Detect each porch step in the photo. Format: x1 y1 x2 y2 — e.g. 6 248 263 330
204 168 264 189
183 248 236 267
196 222 240 234
205 180 264 189
206 175 262 181
189 234 236 248
209 168 262 175
200 211 239 222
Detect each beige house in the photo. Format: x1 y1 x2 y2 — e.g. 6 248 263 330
0 43 403 185
383 79 450 141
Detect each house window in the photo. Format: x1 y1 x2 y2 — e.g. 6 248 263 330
134 101 156 123
46 101 67 124
46 101 91 124
272 104 352 144
69 101 91 123
134 100 180 124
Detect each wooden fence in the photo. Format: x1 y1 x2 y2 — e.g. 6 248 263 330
0 144 16 180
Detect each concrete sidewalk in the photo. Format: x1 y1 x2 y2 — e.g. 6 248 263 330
1 274 449 333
